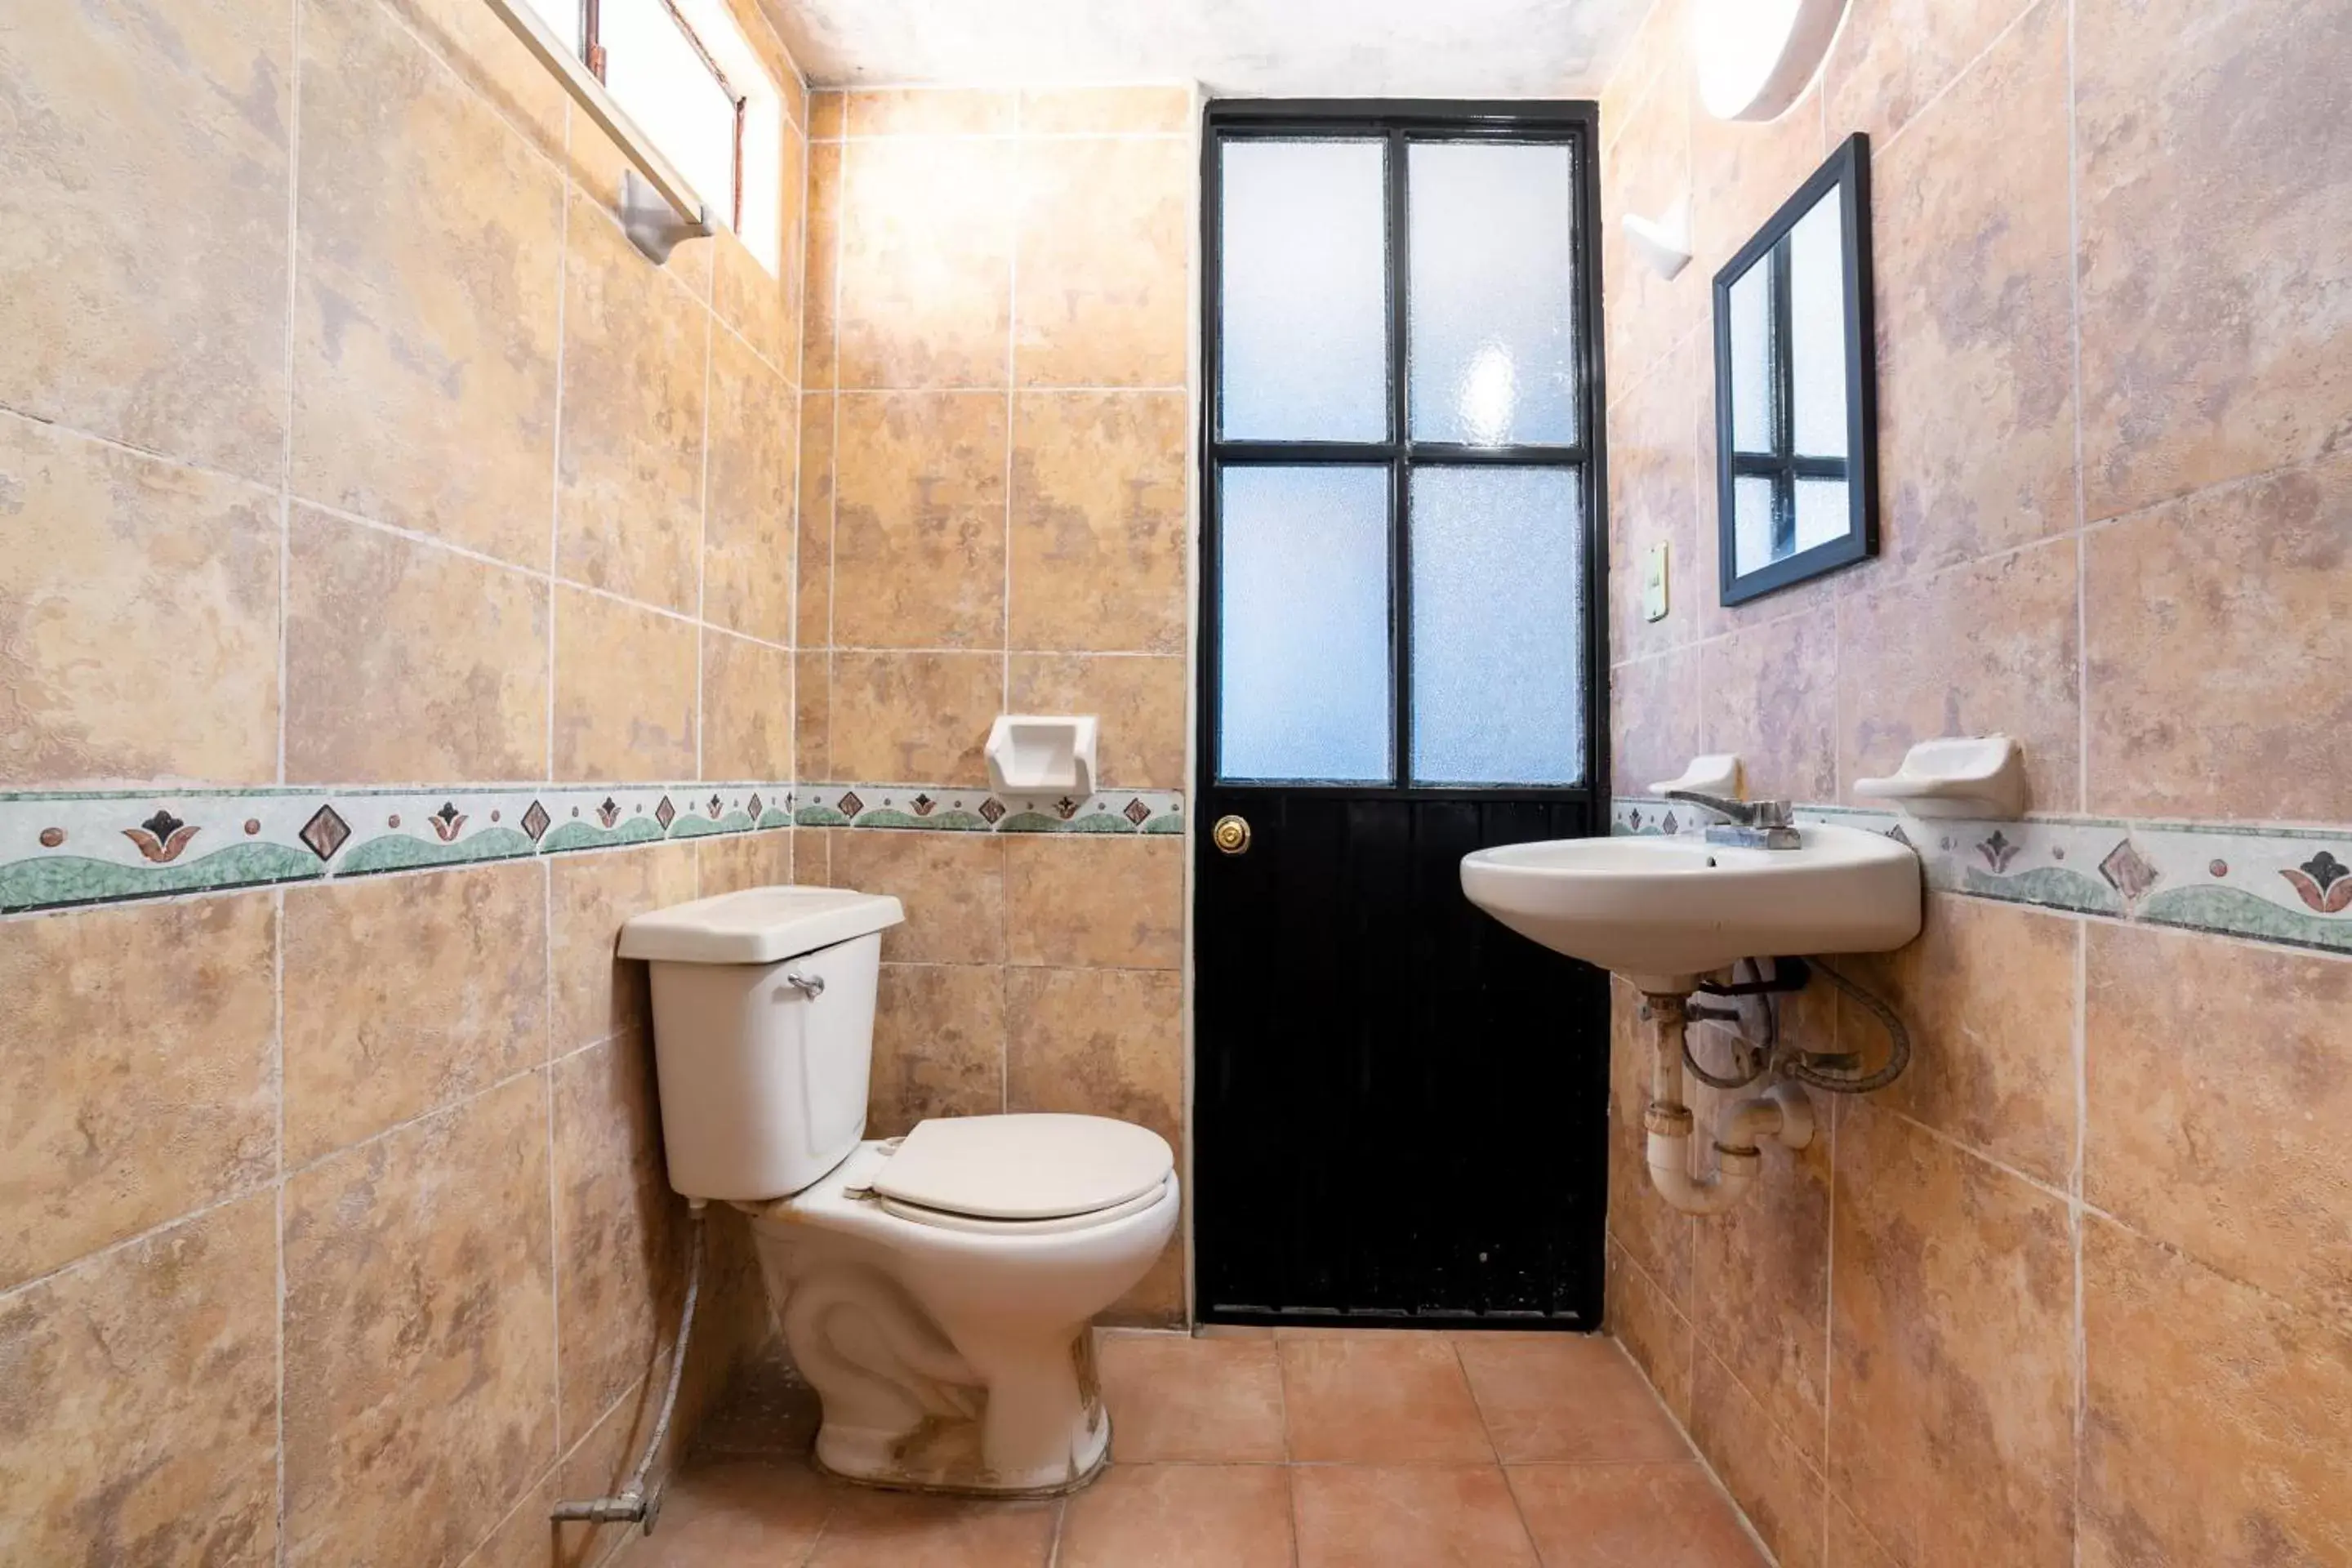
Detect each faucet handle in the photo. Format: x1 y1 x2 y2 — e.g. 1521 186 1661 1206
1662 788 1751 823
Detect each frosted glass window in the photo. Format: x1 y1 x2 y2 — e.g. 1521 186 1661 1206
1788 195 1848 458
1734 475 1778 575
1218 467 1393 782
1410 469 1584 785
603 0 741 230
1727 261 1774 454
516 0 579 48
1218 141 1391 441
1406 143 1578 446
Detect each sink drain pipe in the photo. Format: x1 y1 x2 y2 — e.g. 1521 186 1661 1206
1642 993 1814 1216
551 1198 707 1535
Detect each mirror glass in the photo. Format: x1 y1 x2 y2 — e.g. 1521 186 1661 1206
1713 133 1876 604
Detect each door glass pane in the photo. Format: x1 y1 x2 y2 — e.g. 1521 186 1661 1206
1218 466 1393 782
1788 194 1848 459
1218 140 1391 442
1407 142 1578 446
1410 468 1584 785
1727 261 1774 455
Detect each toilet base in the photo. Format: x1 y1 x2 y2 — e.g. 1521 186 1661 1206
741 1139 1176 1497
751 1223 1121 1496
808 1410 1113 1499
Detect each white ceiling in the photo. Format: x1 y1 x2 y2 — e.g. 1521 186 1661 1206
764 0 1655 99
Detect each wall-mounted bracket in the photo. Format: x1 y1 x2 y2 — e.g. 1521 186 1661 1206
620 170 712 265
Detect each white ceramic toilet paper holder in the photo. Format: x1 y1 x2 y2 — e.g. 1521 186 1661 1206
985 715 1098 797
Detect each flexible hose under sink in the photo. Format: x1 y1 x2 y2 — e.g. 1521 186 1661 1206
1788 959 1913 1094
549 1200 706 1534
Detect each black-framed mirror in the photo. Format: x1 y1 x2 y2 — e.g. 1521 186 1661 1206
1712 132 1877 605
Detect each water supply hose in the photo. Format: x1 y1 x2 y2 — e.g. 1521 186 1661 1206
550 1200 707 1534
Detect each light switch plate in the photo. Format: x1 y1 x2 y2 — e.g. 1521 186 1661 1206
1642 541 1669 622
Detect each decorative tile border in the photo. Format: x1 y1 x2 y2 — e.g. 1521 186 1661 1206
0 782 800 917
794 782 1184 836
1611 797 2352 957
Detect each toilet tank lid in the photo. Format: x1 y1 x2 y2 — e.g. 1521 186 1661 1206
617 886 904 964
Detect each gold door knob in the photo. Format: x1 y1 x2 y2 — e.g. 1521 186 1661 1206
1211 814 1252 855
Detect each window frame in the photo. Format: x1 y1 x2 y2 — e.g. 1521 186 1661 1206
579 0 750 233
1199 99 1610 800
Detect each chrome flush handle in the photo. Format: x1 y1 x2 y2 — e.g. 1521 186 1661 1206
782 970 825 1000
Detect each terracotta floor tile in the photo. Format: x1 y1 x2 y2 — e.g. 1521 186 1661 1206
802 1486 1058 1568
1451 1333 1692 1463
632 1457 835 1566
1292 1464 1539 1568
1508 1463 1767 1567
1279 1331 1494 1464
1058 1464 1294 1568
1100 1331 1287 1463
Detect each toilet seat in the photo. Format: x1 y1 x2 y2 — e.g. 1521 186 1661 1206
875 1174 1176 1235
866 1113 1174 1233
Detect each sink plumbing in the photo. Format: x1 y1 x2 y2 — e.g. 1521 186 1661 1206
1639 956 1911 1217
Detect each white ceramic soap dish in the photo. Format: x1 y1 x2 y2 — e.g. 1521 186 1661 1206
985 715 1098 797
1648 754 1745 800
1854 735 2027 820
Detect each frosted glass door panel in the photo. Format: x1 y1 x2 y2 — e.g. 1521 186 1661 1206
1218 141 1392 442
1788 194 1849 458
1218 466 1393 782
1406 143 1579 447
1410 469 1584 785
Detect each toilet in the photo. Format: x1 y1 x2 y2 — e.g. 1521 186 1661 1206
617 885 1178 1496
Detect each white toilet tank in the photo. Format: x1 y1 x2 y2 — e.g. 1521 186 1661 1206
617 885 905 1202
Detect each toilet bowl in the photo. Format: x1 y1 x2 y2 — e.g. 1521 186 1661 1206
617 885 1180 1497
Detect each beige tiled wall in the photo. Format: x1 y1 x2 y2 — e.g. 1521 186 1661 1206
1595 2 2352 1563
0 0 810 1561
795 84 1197 1324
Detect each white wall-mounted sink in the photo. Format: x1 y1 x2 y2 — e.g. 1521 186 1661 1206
1459 826 1922 991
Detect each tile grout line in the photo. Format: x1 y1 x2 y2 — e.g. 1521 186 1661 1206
546 853 565 1462
1000 96 1022 1117
273 0 303 1551
272 886 289 1566
547 105 572 783
697 256 716 785
2066 7 2091 843
274 0 303 797
1004 96 1022 728
2070 901 2091 1568
826 127 844 787
787 79 814 837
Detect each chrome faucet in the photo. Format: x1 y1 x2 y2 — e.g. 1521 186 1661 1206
1661 791 1802 851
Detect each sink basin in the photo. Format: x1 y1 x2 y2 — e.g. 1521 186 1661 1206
1459 826 1922 991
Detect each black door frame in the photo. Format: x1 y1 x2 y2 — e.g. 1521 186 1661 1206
1197 98 1611 800
1193 99 1613 1326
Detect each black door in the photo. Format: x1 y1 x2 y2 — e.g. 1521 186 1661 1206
1193 101 1612 1329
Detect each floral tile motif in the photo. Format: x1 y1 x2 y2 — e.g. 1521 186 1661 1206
797 783 1185 837
1611 796 2352 956
0 777 1189 917
0 782 803 917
